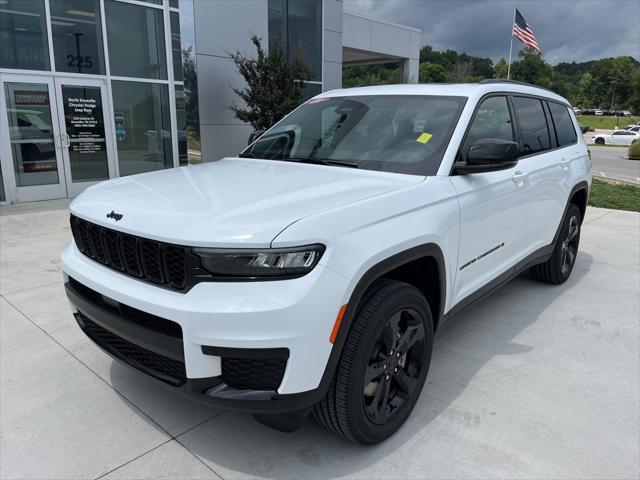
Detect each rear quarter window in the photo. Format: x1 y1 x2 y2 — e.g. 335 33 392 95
548 101 577 147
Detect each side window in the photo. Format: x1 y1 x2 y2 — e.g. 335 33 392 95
548 101 577 147
463 96 514 155
513 96 551 154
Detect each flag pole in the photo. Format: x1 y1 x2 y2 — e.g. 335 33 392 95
507 7 516 79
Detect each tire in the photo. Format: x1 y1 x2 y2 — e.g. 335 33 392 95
313 279 434 444
595 137 605 145
530 203 582 284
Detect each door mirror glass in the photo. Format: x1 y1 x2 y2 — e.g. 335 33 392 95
456 139 519 174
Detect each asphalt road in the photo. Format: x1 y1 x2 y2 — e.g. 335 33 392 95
589 145 640 185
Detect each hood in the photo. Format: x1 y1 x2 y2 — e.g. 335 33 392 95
70 158 423 247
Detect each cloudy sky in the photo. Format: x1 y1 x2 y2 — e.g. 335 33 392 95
343 0 640 65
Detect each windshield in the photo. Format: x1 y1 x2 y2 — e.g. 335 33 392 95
241 95 467 176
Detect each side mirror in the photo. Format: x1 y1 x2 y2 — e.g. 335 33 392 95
455 139 519 175
248 130 266 145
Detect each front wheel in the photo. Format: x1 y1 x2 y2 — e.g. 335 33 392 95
595 137 605 145
530 203 582 284
313 279 434 444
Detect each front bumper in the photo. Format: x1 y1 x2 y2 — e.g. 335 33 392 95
61 241 350 413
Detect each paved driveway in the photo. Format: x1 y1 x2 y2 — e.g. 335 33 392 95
1 201 639 479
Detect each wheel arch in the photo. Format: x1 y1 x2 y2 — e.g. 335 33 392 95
569 182 589 224
330 244 446 363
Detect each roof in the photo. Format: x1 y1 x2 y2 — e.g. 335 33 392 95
322 82 571 106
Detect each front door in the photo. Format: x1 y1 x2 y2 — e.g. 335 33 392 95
54 77 115 197
0 74 115 202
0 74 67 202
449 95 530 306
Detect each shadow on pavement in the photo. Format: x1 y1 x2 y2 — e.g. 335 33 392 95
110 253 593 478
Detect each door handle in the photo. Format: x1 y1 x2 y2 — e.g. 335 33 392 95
60 133 70 148
512 171 528 185
559 158 572 170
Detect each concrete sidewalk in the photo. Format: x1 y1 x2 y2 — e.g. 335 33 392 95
1 201 639 479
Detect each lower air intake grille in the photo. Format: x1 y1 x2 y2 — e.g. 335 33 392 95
78 313 186 386
222 357 287 391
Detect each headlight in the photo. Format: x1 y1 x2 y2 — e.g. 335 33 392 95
193 244 325 279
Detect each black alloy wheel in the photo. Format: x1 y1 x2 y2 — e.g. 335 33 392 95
363 308 426 425
314 279 434 444
560 214 580 276
530 203 582 284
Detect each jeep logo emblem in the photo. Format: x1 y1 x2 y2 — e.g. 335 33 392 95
106 210 123 221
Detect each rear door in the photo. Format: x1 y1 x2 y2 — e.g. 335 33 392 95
511 97 577 251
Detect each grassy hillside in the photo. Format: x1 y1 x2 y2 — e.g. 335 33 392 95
577 116 639 130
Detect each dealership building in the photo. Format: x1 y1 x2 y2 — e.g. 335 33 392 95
0 0 420 204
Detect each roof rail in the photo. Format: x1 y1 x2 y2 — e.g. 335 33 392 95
479 79 557 95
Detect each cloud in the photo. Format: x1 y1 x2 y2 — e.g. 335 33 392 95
343 0 640 64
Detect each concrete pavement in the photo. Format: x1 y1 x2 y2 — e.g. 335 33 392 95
1 201 639 479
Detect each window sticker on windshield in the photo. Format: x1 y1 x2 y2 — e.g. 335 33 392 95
416 132 433 144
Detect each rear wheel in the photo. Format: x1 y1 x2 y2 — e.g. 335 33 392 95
313 279 433 444
530 203 582 284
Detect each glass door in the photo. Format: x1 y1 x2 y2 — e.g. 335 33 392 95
0 74 67 202
54 77 115 197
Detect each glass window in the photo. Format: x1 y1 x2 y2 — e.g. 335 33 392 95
548 102 577 147
513 96 551 154
169 0 179 8
287 0 321 81
268 0 286 53
111 81 172 176
0 164 5 201
268 0 322 82
50 0 105 75
463 96 514 154
60 84 109 181
175 85 188 166
4 82 59 186
105 0 167 79
170 11 182 81
0 0 50 71
243 95 467 176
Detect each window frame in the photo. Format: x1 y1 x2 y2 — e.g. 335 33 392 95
511 95 554 156
453 92 518 171
457 93 518 163
546 99 578 149
452 91 577 176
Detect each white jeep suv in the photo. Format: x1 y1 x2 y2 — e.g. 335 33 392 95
61 81 591 444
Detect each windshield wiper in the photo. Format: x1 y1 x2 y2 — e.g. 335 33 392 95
291 157 359 168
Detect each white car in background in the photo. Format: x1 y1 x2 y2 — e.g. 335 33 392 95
592 130 640 145
594 109 603 116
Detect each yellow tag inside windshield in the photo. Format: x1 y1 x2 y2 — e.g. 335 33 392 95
416 132 432 144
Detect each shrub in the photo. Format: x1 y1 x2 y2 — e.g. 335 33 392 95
628 141 640 159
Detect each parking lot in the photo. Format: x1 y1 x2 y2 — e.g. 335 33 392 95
1 200 639 479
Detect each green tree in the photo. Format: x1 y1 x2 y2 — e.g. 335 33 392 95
510 48 554 88
419 62 446 83
229 35 311 131
576 72 595 107
494 58 508 79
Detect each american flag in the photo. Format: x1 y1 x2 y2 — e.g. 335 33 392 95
513 9 540 52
